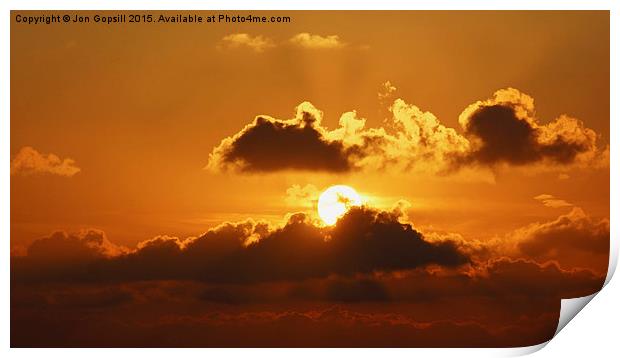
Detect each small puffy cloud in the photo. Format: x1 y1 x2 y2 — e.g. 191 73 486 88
11 146 80 177
457 88 599 167
534 194 572 208
378 81 397 104
219 33 275 52
289 33 345 49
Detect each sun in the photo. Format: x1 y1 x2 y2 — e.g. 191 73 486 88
317 185 362 225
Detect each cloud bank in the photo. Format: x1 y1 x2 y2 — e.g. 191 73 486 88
11 205 608 347
12 206 469 284
207 88 605 175
514 207 609 269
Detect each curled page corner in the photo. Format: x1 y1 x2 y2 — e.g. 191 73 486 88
554 293 597 336
550 234 618 340
506 293 601 356
503 341 549 356
508 240 618 356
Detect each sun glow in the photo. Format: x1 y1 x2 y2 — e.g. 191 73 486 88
317 185 362 225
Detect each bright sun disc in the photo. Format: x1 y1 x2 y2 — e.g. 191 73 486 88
317 185 362 225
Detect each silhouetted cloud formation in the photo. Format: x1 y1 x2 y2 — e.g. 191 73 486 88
208 103 355 172
26 230 123 261
208 88 604 175
10 146 81 177
11 208 607 347
12 206 469 284
457 88 598 166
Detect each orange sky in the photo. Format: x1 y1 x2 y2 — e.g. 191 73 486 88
11 11 609 249
10 10 610 348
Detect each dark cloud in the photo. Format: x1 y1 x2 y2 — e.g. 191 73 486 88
11 206 469 284
207 103 355 172
26 229 122 262
457 89 597 166
460 105 541 164
325 278 390 302
43 287 133 309
185 256 604 305
10 281 567 347
11 202 608 347
207 88 604 174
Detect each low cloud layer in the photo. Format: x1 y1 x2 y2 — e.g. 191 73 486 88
12 206 469 284
11 205 608 347
11 146 81 177
420 205 609 276
11 255 603 347
514 207 609 271
207 88 605 175
10 290 562 347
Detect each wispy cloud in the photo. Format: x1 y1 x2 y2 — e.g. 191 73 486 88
533 194 572 208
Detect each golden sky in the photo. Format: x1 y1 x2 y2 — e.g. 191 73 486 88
11 11 609 248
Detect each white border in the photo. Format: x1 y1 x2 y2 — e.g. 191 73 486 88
0 0 616 10
2 1 617 357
